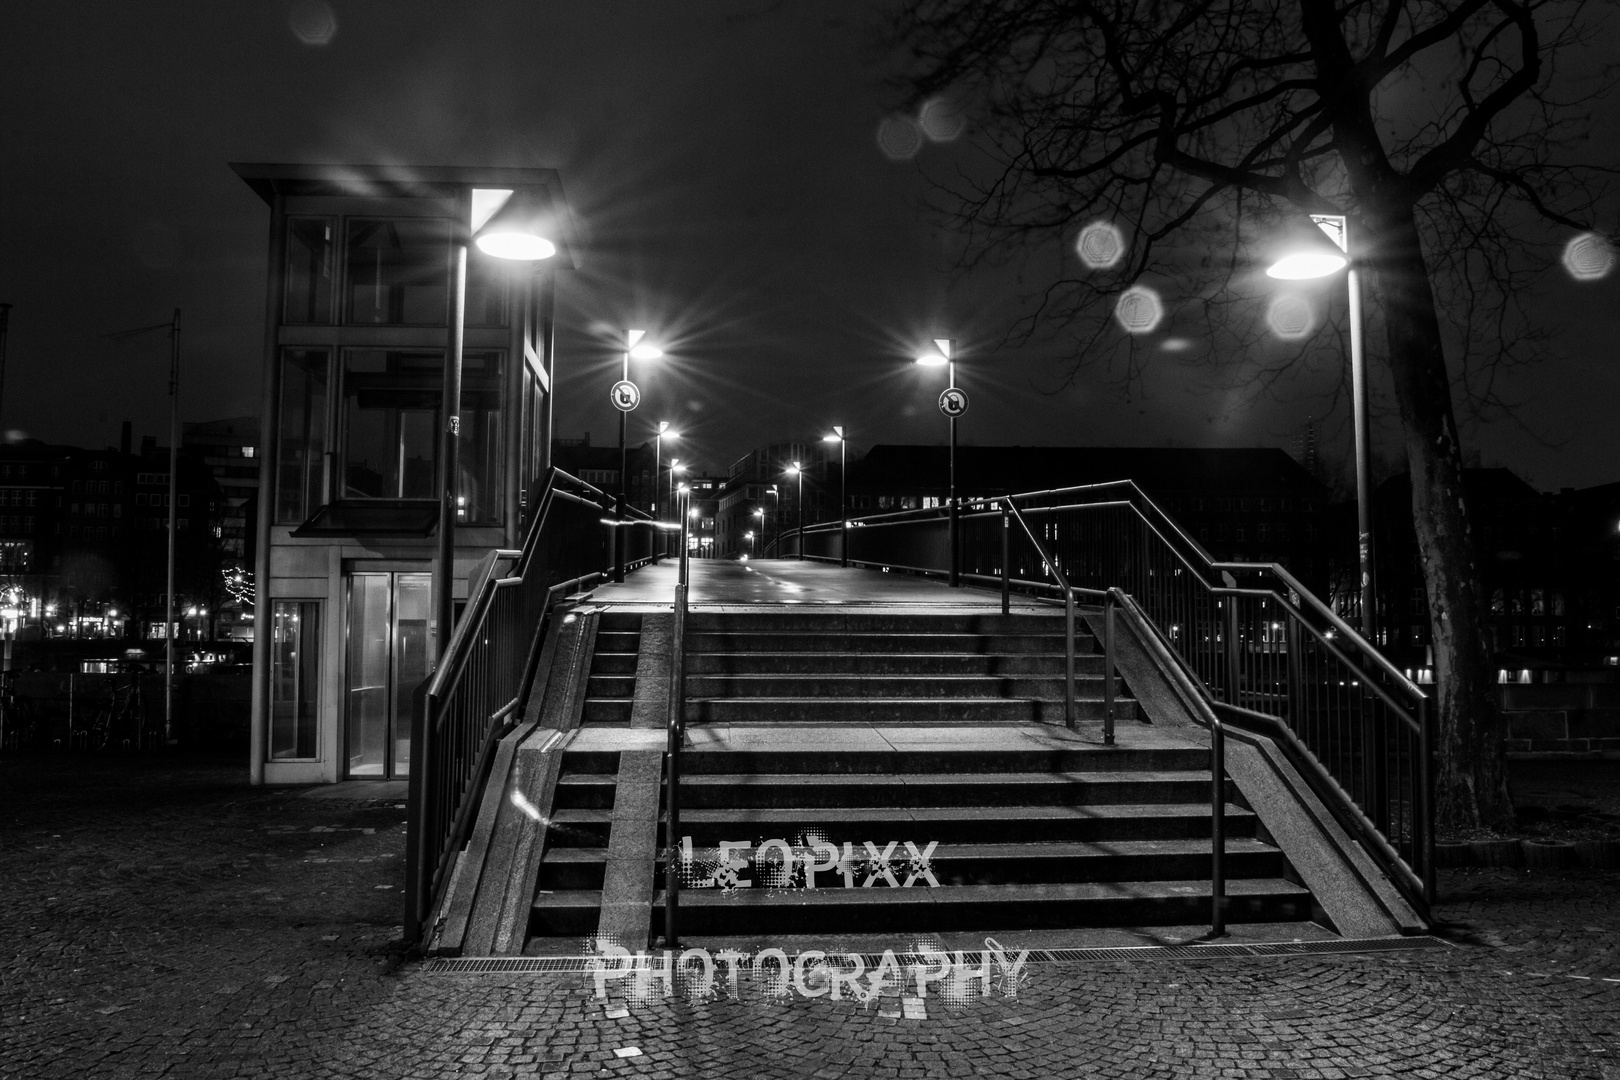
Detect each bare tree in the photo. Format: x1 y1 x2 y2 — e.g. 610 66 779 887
887 0 1614 829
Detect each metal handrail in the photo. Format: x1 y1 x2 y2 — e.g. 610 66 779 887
406 467 621 946
664 487 691 947
1000 499 1078 731
806 476 1433 911
1108 587 1226 935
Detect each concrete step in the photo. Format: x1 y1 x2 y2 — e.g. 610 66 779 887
529 889 603 936
652 802 1257 845
683 674 1121 700
587 675 636 699
556 770 1226 810
538 846 610 890
646 878 1313 934
674 747 1212 775
651 838 1286 887
686 652 1107 676
683 697 1136 724
582 698 633 724
595 630 641 653
688 613 1066 634
590 653 639 676
684 632 1093 656
599 612 643 632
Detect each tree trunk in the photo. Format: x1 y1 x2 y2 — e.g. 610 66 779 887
1367 205 1514 831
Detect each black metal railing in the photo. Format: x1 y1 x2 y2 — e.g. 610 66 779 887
663 487 692 947
791 480 1433 911
406 467 638 945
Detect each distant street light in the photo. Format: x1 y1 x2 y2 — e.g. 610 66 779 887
744 530 754 559
1267 215 1375 637
787 462 804 560
753 506 767 558
915 337 960 585
767 484 779 553
823 426 848 567
669 459 686 518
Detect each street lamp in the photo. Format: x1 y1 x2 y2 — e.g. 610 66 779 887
1267 215 1375 638
461 187 557 659
669 459 686 517
613 329 663 583
787 462 804 560
653 422 678 518
823 426 848 567
915 337 960 586
767 484 779 554
752 506 766 557
744 530 754 559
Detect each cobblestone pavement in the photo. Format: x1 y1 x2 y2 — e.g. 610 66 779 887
3 753 1618 1079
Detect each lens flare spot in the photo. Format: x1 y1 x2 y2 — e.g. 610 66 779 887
918 97 966 142
1266 294 1316 340
288 0 337 45
1076 221 1127 270
877 116 923 161
1160 338 1192 353
1113 286 1164 334
1563 232 1615 281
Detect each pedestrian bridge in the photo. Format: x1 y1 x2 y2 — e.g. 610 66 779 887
404 470 1433 956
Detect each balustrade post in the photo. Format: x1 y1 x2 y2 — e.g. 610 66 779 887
1000 505 1010 616
1063 588 1076 729
1224 599 1241 708
1103 591 1116 746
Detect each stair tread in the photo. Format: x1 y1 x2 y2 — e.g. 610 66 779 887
553 803 1252 823
559 770 1214 787
556 837 1277 866
530 889 604 909
683 695 1136 704
649 878 1309 907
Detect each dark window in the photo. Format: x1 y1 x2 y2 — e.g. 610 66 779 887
346 219 449 326
276 349 329 524
285 218 336 324
340 350 504 522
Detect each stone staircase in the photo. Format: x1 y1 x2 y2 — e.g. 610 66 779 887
515 607 1318 949
682 611 1137 724
581 613 640 725
646 745 1309 937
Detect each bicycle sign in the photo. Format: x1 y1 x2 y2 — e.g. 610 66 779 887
610 380 641 412
939 387 968 418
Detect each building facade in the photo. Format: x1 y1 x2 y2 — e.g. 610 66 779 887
235 163 573 784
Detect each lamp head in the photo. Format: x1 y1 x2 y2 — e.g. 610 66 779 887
472 188 558 261
1267 215 1349 280
657 421 670 435
627 328 663 360
915 337 954 365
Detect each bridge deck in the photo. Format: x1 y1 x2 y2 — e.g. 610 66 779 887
592 557 1049 610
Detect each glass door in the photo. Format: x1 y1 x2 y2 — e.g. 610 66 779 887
345 571 433 778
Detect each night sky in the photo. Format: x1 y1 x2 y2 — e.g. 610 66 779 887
3 1 1617 489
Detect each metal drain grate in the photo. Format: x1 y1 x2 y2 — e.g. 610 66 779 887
422 936 1453 975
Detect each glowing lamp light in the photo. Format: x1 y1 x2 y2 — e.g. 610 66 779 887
914 337 953 365
1266 252 1347 280
1267 215 1350 279
473 188 557 261
628 329 663 360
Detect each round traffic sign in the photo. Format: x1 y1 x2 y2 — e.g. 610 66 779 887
610 379 641 412
939 386 968 418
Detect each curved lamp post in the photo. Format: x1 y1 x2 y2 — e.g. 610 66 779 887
915 338 959 585
823 425 847 567
466 187 557 658
1267 215 1375 638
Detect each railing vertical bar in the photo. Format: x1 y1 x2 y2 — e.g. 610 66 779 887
1103 590 1116 746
